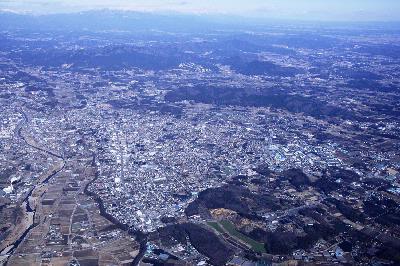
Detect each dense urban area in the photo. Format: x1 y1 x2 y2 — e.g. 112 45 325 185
0 11 400 266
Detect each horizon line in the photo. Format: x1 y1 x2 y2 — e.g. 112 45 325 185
2 8 400 24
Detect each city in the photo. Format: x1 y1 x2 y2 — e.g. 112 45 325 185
0 8 400 266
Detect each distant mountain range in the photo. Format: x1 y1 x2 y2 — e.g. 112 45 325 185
0 10 258 32
1 10 400 33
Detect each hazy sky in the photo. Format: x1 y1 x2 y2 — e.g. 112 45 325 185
1 0 400 21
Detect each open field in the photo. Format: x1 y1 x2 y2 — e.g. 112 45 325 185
208 220 266 254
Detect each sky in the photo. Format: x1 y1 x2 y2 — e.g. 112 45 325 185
1 0 400 21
